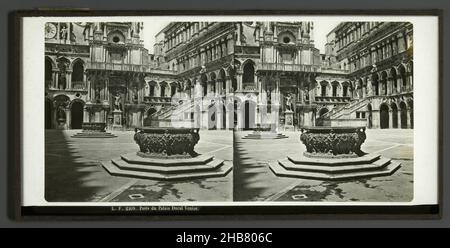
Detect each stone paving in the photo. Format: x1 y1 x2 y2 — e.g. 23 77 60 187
234 129 413 202
45 128 413 203
45 129 233 202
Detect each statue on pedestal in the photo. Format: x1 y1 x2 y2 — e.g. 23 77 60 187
284 93 294 112
113 93 122 111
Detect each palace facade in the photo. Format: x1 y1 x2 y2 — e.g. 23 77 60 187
44 21 413 130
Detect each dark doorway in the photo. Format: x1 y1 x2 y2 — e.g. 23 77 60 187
380 104 389 129
318 108 329 117
317 108 329 127
72 60 84 84
45 99 53 129
244 100 255 130
70 101 84 129
400 102 408 128
391 103 398 128
222 105 227 129
321 83 327 96
372 73 379 96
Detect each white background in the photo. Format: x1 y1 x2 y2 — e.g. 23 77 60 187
21 15 439 207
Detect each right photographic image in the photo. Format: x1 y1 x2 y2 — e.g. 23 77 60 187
233 21 414 202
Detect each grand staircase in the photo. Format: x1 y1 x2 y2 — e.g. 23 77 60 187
322 98 370 120
145 99 195 126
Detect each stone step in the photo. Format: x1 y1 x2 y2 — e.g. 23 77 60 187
242 133 289 139
287 153 381 166
101 160 232 180
72 133 115 136
278 157 391 173
120 153 214 166
111 157 224 173
269 160 401 181
71 132 117 138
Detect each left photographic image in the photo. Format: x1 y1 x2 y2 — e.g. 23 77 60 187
44 22 233 202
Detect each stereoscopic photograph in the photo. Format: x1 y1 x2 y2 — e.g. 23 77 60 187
18 13 439 214
39 19 417 203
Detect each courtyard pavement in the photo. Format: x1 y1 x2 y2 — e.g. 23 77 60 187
45 129 233 202
234 129 413 202
45 128 413 203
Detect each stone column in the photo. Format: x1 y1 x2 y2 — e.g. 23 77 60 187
397 33 406 52
236 23 242 45
52 70 58 89
389 110 393 128
366 78 373 96
216 107 223 129
55 73 59 89
309 88 315 103
227 34 234 54
275 77 280 104
406 107 411 129
237 106 243 130
67 23 71 43
387 79 392 95
225 76 231 94
372 110 380 129
236 72 243 91
65 107 71 129
83 107 89 122
67 71 72 89
57 23 60 42
52 105 58 129
327 84 332 97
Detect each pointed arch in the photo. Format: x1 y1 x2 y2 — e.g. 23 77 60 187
170 82 178 97
367 103 373 128
399 101 408 129
146 80 158 97
379 103 389 129
389 67 398 94
159 81 169 97
319 80 329 97
45 57 54 88
71 59 85 89
391 102 398 128
56 57 70 90
200 74 208 96
331 80 340 97
407 99 414 129
398 64 407 92
341 81 350 97
70 99 85 129
380 70 388 95
242 59 256 86
371 72 380 96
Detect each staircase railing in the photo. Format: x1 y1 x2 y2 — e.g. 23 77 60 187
321 97 370 120
332 98 370 119
158 99 195 120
